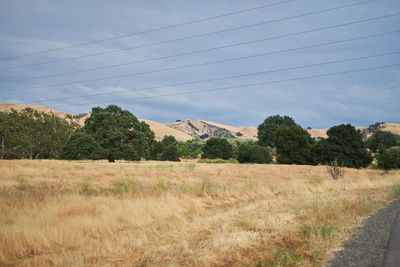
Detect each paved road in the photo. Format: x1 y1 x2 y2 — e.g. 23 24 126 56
384 208 400 267
327 200 400 267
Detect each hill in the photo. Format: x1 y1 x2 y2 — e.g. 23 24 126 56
0 103 192 141
167 119 258 140
1 102 399 141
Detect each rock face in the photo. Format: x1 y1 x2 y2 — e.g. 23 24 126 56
166 119 257 140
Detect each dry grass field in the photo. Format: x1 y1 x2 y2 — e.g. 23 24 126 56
1 160 400 266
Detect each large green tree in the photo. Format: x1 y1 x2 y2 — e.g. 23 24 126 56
366 131 399 153
274 126 314 165
257 115 298 147
60 132 105 160
0 108 74 159
202 137 233 160
377 146 400 170
315 124 372 168
83 105 155 162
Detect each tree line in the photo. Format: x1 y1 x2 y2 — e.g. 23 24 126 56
0 105 399 169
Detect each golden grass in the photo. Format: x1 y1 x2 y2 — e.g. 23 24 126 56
0 160 399 266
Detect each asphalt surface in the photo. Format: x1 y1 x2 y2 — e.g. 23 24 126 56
384 207 400 267
327 199 400 267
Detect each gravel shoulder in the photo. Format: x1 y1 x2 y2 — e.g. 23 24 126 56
327 199 400 267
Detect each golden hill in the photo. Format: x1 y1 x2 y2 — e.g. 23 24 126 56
1 102 399 141
0 103 191 141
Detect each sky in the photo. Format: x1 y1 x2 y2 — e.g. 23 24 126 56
0 0 399 128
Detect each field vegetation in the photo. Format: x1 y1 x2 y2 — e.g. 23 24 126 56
1 160 400 266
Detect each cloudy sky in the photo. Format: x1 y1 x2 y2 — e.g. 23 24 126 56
0 0 399 128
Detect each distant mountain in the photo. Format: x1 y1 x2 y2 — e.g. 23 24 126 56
167 119 258 140
1 102 399 141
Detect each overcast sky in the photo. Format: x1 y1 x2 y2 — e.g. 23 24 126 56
0 0 399 128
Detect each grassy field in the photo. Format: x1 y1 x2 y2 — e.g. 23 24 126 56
1 160 399 266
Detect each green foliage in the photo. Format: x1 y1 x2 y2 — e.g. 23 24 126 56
177 138 205 159
257 115 298 147
315 124 372 168
162 135 177 147
61 132 105 160
150 140 165 160
275 126 314 165
0 108 74 159
201 137 233 160
366 131 399 153
377 146 400 170
160 144 180 162
237 143 272 164
83 105 155 162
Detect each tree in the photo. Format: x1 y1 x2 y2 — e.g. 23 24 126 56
178 138 204 159
61 132 105 160
366 131 399 153
162 135 177 147
237 143 272 164
202 137 233 159
377 146 400 170
274 126 314 165
150 140 165 160
257 115 298 147
315 124 372 168
0 108 74 159
160 145 180 162
83 105 155 162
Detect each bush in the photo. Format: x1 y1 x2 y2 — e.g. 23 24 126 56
160 145 180 162
237 143 272 164
61 132 105 160
326 159 344 179
377 146 400 170
202 137 233 160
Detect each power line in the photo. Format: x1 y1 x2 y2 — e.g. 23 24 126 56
2 0 378 70
0 0 294 61
47 63 400 108
23 51 400 104
3 29 399 92
4 12 398 83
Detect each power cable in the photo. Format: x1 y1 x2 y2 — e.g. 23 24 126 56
23 50 400 104
0 0 294 61
3 11 398 83
47 63 400 108
2 29 399 92
1 0 377 69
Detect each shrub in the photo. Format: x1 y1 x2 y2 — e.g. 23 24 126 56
237 143 272 163
377 146 400 170
202 137 233 160
326 159 344 180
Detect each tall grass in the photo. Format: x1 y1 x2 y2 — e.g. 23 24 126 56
0 160 399 266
